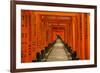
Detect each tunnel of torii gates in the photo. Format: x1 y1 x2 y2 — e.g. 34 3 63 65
21 10 90 63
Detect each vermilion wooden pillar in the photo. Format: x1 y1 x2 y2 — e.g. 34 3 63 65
28 11 32 62
40 15 45 50
36 14 41 53
65 23 67 43
75 14 79 58
72 16 76 51
81 14 85 59
87 14 90 59
74 14 81 59
67 23 70 46
69 20 72 47
30 12 37 61
84 14 90 59
66 23 69 45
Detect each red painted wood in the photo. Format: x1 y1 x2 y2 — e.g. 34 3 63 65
21 10 90 62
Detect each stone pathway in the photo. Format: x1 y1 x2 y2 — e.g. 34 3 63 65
46 38 71 61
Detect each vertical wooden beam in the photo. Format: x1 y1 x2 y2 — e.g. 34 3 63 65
65 24 67 43
70 19 72 48
87 14 90 59
76 14 81 59
67 23 69 45
31 11 37 61
72 16 76 51
84 14 90 59
81 14 85 59
75 14 80 59
35 13 40 53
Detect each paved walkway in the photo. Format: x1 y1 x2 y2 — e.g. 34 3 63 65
46 38 71 61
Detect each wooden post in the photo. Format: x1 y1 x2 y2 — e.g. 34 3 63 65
72 16 76 51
